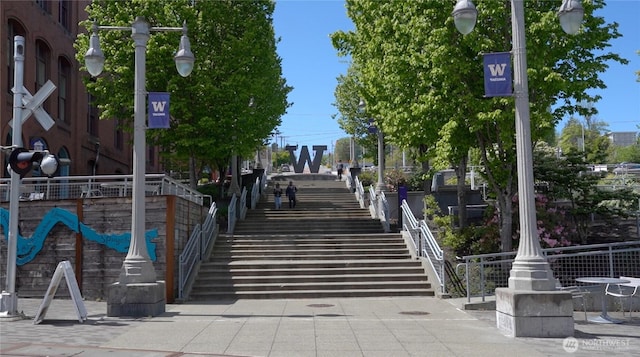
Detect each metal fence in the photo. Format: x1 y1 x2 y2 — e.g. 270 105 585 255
0 174 210 206
457 241 640 302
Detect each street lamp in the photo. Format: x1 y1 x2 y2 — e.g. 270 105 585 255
453 0 583 337
359 99 386 193
84 16 194 316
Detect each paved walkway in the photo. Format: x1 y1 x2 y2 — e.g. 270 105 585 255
1 297 638 356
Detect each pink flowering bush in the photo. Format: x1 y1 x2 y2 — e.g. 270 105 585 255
512 193 574 249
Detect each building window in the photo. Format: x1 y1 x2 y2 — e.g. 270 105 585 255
58 57 71 123
35 40 51 111
58 0 70 31
36 0 51 14
87 92 99 136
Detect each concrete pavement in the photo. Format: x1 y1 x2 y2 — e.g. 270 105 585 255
1 297 638 356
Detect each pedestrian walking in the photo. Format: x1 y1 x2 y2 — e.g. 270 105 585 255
285 181 298 208
273 183 283 210
337 160 344 181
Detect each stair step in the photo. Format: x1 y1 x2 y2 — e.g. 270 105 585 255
191 280 431 292
194 273 428 284
187 180 434 300
189 289 435 300
199 266 426 276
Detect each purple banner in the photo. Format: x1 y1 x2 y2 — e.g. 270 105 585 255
368 118 378 134
148 92 170 129
483 52 512 97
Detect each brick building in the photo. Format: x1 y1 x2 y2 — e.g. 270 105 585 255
1 0 163 177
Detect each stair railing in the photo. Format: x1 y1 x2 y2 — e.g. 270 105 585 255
250 177 260 209
368 186 390 232
401 200 445 294
354 176 366 208
227 194 238 233
178 202 219 300
239 186 248 219
379 191 390 232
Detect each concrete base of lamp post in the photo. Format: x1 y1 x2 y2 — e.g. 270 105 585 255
495 288 574 338
107 281 165 317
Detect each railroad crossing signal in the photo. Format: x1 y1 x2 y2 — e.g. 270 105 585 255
8 79 56 131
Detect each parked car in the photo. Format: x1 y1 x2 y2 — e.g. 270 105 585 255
613 162 640 175
280 164 290 172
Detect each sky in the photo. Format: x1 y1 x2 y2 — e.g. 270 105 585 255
271 0 640 152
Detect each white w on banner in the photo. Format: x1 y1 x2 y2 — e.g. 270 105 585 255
148 92 170 128
483 52 512 97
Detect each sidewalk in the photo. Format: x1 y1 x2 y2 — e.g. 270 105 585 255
1 297 638 356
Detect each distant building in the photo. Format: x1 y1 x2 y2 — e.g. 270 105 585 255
1 1 163 177
608 132 638 147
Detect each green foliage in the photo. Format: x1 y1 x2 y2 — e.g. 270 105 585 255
332 0 625 252
559 115 611 163
534 150 640 244
611 143 640 164
356 170 375 187
75 0 291 186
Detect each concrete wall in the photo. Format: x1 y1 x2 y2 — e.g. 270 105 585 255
0 195 205 303
383 186 485 222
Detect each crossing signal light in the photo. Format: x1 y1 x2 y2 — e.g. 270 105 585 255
8 147 59 178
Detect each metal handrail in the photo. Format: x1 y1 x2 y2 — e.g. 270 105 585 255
239 187 248 219
178 202 218 299
379 191 390 232
354 176 366 208
227 194 237 234
401 200 445 294
0 173 208 206
251 177 260 209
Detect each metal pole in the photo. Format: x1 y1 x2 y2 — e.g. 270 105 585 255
508 0 554 291
118 18 156 284
0 36 25 316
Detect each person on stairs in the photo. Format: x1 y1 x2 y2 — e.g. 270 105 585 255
285 181 298 208
337 160 344 181
273 183 283 210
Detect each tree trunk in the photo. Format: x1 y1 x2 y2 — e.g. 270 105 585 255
455 156 468 229
419 144 431 193
188 155 197 189
496 193 513 252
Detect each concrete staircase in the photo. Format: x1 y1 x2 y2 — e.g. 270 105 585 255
189 176 434 300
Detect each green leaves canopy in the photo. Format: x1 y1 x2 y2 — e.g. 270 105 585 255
75 0 291 178
332 0 625 251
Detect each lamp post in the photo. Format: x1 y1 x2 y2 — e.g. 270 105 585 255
358 99 385 193
85 16 194 316
453 0 583 337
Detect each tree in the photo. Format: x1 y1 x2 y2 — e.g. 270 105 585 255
613 143 640 163
332 0 626 252
534 150 639 244
75 0 291 188
559 116 611 163
332 65 378 165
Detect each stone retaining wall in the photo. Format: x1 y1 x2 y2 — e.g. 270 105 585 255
0 195 205 303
